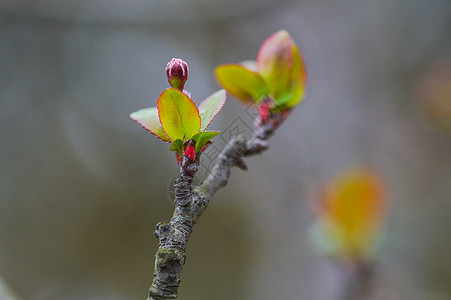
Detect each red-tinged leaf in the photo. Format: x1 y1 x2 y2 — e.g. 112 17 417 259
275 45 307 108
170 139 184 155
257 30 294 100
200 141 212 152
198 89 226 131
215 64 267 104
192 131 220 153
158 88 201 141
130 107 171 142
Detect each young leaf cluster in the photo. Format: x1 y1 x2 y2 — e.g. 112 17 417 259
215 30 307 115
130 59 226 163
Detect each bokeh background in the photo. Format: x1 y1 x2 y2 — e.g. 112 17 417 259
1 1 451 299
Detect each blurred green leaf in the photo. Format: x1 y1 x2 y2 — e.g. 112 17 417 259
276 45 307 108
199 89 226 131
256 30 293 100
215 64 267 104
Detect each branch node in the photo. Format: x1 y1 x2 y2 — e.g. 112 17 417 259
245 139 269 156
155 222 171 239
235 157 248 170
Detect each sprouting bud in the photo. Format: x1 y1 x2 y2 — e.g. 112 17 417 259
257 99 291 129
166 58 189 91
184 145 195 161
258 101 271 123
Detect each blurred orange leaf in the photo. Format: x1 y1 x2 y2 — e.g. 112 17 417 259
312 168 388 260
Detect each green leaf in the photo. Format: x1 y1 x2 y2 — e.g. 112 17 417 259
170 139 184 155
215 64 267 104
157 88 201 141
276 45 307 108
198 89 226 131
192 131 220 153
130 107 171 142
257 30 294 101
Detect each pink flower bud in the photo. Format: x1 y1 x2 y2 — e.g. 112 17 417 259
166 58 188 91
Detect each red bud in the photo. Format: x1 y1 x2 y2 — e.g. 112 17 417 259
259 102 271 123
166 58 188 91
184 145 195 161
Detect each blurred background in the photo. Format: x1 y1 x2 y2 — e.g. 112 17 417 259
1 0 451 299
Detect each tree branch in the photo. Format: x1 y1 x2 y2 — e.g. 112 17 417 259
147 113 288 300
341 261 375 300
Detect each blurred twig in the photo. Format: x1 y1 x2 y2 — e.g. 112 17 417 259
0 276 23 300
341 262 375 300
